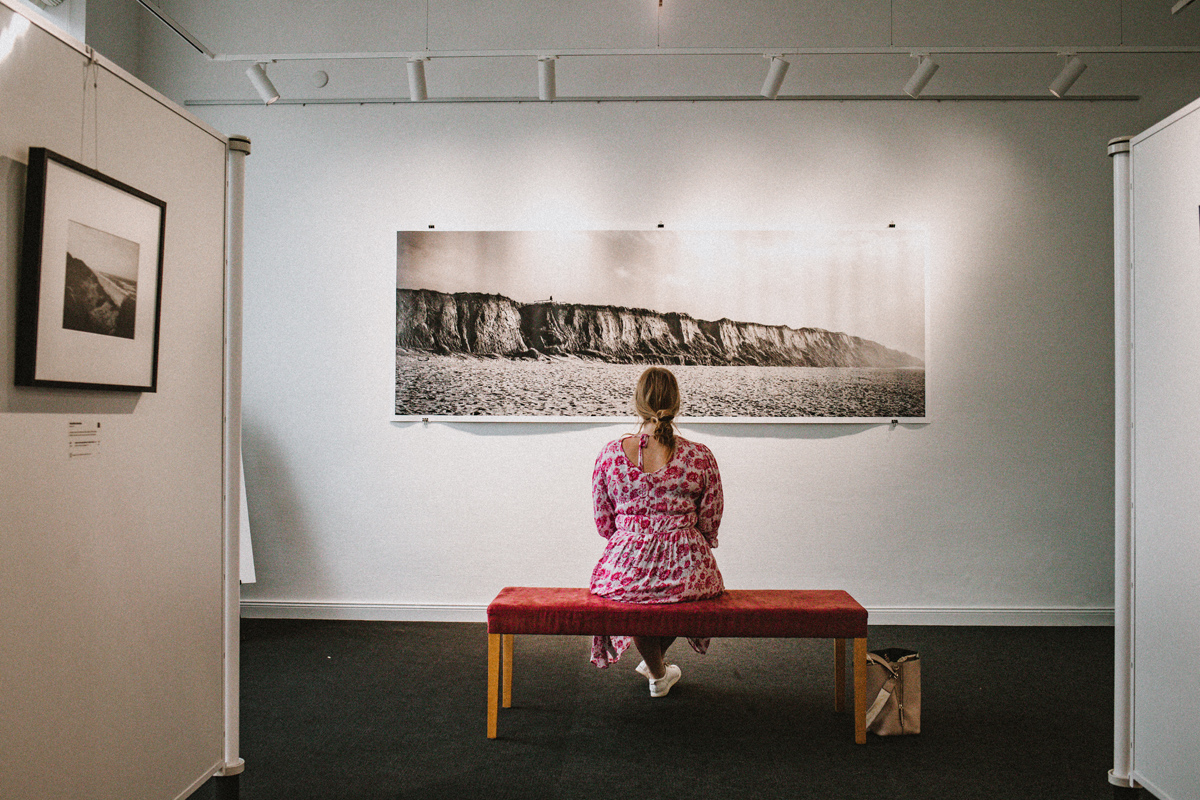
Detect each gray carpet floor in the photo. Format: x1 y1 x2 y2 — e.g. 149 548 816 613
197 620 1130 800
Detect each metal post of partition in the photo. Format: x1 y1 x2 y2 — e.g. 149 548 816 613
1107 136 1139 794
218 135 251 792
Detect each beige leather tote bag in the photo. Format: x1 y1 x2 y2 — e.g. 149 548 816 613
864 648 921 735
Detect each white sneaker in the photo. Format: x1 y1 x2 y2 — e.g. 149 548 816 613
635 660 652 679
649 664 681 697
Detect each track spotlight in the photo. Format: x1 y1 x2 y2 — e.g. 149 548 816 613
246 62 279 104
538 56 557 101
760 56 790 99
407 58 428 102
1049 55 1086 97
903 54 938 98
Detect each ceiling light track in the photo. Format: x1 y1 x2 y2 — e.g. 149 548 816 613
132 0 214 57
185 94 1141 107
208 44 1200 62
130 0 1181 105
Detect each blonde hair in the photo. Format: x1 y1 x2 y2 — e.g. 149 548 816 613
634 366 680 450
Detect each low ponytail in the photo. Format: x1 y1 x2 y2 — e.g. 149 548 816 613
653 411 676 450
634 367 681 450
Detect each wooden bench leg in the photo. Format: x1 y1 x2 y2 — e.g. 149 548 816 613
834 638 847 712
487 633 500 739
854 637 867 744
502 633 514 708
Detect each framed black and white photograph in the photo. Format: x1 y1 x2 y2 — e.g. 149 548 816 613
15 148 166 392
395 229 926 422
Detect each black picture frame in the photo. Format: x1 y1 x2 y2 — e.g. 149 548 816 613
15 148 166 392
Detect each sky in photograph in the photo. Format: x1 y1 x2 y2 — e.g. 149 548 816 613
397 229 925 359
67 220 140 282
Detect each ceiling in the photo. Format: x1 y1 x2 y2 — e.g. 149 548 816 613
138 0 1200 103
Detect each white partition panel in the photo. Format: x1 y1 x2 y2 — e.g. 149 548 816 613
0 3 230 799
1129 98 1200 800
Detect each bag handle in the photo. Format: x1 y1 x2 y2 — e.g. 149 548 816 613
866 651 899 676
864 652 899 729
864 675 896 729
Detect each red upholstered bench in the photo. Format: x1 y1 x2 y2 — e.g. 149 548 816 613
486 587 869 743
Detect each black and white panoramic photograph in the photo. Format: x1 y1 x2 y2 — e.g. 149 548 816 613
63 220 139 339
395 229 926 420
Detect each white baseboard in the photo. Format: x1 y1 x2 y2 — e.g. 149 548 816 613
240 600 1114 627
866 607 1114 626
240 600 489 623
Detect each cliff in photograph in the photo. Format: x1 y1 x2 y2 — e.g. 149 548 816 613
397 288 923 368
63 254 137 339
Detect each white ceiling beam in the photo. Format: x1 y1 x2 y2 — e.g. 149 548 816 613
207 44 1200 62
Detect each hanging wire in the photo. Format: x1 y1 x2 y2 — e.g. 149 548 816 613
80 54 88 164
91 53 99 170
80 47 100 169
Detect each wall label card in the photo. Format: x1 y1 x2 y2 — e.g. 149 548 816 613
67 419 100 459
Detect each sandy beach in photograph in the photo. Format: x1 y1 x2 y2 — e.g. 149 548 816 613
396 353 924 418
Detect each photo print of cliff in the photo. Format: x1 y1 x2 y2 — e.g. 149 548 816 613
395 229 926 420
63 220 139 340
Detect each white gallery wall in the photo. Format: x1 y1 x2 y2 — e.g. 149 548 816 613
136 1 1200 624
0 3 229 798
1126 98 1200 800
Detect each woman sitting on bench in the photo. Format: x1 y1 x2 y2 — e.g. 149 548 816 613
589 366 725 697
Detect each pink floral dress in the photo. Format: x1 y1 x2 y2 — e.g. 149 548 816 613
589 434 725 667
